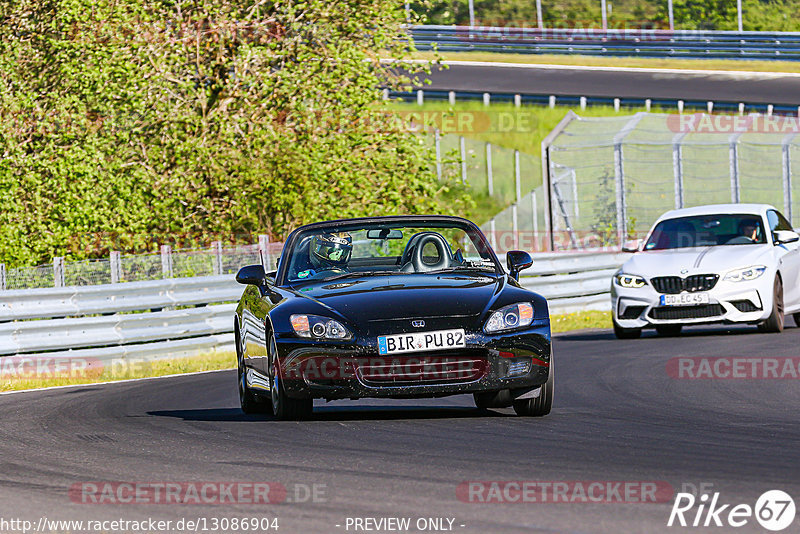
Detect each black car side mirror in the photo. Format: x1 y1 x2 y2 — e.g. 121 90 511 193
236 264 266 286
506 250 533 281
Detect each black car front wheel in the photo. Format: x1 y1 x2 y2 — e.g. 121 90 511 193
237 331 271 415
513 357 554 417
758 276 784 333
269 335 313 420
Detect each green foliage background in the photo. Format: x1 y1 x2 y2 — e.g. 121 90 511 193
0 0 472 268
418 0 800 31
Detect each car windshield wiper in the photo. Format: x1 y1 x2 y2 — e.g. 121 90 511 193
425 265 497 274
317 270 401 282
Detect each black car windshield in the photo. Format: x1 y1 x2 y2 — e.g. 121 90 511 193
644 214 767 251
284 220 499 283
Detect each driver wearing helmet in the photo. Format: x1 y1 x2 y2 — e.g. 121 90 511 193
297 232 353 279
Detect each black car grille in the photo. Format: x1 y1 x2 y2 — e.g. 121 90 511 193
648 304 724 320
356 355 488 387
619 305 646 320
651 274 719 294
730 300 761 313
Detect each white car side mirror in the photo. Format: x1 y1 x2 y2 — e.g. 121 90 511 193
774 230 800 245
621 239 642 253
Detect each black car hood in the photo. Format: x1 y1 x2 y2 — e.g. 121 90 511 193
290 273 503 324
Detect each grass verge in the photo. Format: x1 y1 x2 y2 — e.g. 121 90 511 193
2 312 610 392
0 351 235 392
412 51 800 74
550 310 611 333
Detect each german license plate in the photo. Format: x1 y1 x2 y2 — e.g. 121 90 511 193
660 293 709 306
377 329 466 355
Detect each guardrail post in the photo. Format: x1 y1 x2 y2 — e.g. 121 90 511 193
259 234 271 271
707 101 714 113
211 241 223 275
434 128 442 181
677 100 684 114
580 97 586 110
739 103 745 115
448 91 455 105
486 142 494 196
382 88 389 101
514 94 521 107
416 89 424 106
549 95 556 109
53 257 64 288
460 136 467 184
0 263 5 291
110 251 121 283
160 245 173 279
645 99 651 112
614 98 620 112
768 104 774 116
483 93 490 106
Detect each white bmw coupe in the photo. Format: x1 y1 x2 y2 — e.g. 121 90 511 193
611 204 800 338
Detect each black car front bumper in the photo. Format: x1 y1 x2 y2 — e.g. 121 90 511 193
273 321 552 400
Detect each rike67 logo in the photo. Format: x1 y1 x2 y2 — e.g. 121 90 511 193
668 490 796 531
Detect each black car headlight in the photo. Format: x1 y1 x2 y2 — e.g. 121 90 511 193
290 314 352 340
614 273 647 288
484 303 534 334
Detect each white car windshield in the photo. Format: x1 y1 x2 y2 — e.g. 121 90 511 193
644 214 767 250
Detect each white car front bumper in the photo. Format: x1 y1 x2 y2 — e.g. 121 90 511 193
611 273 774 328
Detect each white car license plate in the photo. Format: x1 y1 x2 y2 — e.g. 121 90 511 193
377 329 466 355
660 293 709 306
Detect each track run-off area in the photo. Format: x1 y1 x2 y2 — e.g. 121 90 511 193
2 322 799 533
418 61 800 106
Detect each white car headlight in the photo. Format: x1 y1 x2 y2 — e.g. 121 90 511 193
484 303 534 334
290 314 352 340
723 265 766 282
614 273 647 288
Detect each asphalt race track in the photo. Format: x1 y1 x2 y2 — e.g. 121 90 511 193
420 62 800 106
2 323 799 533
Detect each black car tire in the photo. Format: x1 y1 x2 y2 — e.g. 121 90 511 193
512 356 554 417
269 335 313 420
237 328 271 415
758 276 784 333
655 324 682 337
613 319 642 339
793 312 800 327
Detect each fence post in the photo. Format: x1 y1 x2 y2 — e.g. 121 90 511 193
53 257 64 288
160 245 173 279
514 150 522 204
211 241 223 275
110 251 121 283
782 133 797 224
729 138 741 203
0 263 5 291
434 128 442 181
512 204 519 250
671 116 694 209
613 113 647 244
486 142 494 196
259 234 271 271
460 136 467 184
532 191 539 251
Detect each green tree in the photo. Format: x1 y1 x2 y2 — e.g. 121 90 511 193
0 0 467 268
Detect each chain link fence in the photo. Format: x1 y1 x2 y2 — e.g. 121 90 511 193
1 239 283 291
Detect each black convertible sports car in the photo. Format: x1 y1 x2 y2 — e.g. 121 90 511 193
234 215 553 419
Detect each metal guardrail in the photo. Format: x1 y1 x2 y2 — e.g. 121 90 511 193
520 251 625 313
411 25 800 60
0 252 624 363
